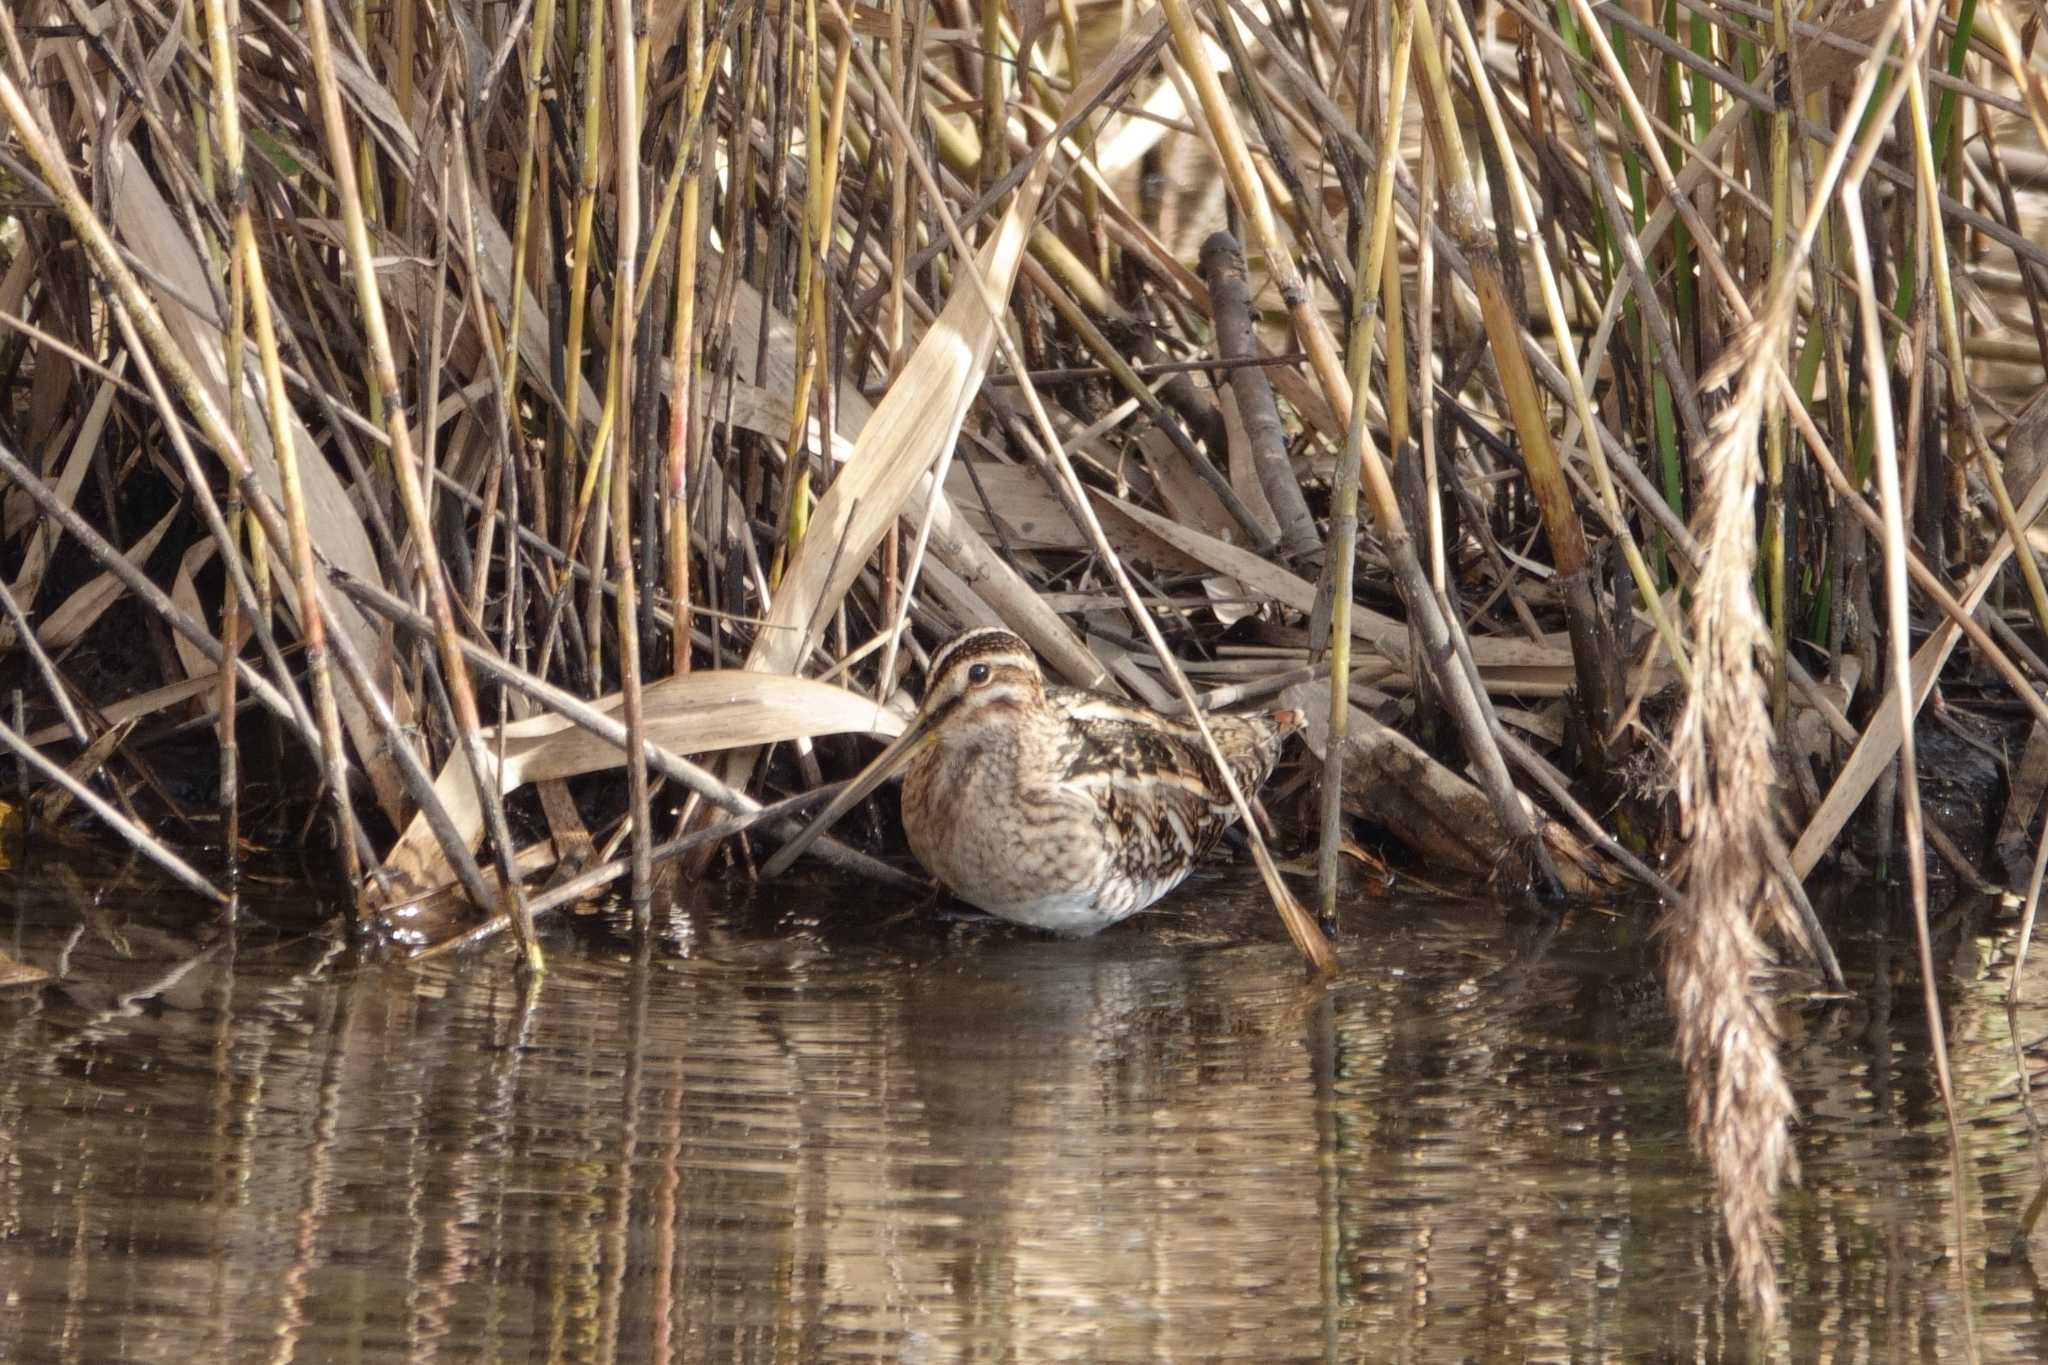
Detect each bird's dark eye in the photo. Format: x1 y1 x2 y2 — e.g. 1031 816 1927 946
968 663 992 686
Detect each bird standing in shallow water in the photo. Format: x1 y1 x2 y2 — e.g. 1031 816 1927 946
763 627 1303 935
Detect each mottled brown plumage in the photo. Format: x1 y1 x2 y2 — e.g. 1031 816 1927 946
766 627 1302 935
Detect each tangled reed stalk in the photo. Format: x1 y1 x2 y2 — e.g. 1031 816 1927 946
2 0 2046 1330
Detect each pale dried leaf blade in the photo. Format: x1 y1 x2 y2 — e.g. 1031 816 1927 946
105 140 406 819
1794 429 2048 874
168 541 220 693
3 374 116 622
26 674 220 746
381 674 907 893
713 252 1100 685
36 505 178 650
0 946 47 990
743 155 1053 678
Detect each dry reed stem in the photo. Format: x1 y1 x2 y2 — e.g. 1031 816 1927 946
302 0 542 967
0 714 226 905
0 1 2038 1026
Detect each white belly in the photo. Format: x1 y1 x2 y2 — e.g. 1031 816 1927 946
941 862 1193 936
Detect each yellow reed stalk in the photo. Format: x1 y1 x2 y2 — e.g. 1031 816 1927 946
347 0 386 430
633 26 727 316
1406 0 1623 765
1765 0 1793 728
205 0 244 879
565 0 609 680
503 0 559 395
606 0 652 906
1320 1 1414 922
772 0 829 589
1432 0 1689 691
664 0 708 676
202 0 364 889
301 0 544 970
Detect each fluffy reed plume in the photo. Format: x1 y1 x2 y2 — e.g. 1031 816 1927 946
1667 301 1803 1331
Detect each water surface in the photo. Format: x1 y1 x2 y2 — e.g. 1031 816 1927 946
2 857 2045 1361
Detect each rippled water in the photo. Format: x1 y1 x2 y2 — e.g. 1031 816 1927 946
2 856 2045 1362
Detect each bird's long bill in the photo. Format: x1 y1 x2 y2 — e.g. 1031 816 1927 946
758 714 938 880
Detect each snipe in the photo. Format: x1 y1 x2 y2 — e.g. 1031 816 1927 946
763 628 1303 935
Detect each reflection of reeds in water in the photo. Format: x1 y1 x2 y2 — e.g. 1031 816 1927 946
4 891 2039 1360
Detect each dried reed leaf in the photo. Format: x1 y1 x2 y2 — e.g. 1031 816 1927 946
674 153 1057 839
34 505 176 651
1137 429 1236 539
3 374 114 613
708 268 1101 682
384 673 909 892
168 540 220 696
26 674 220 747
104 141 405 818
1098 490 1575 673
942 460 1202 569
745 165 1050 676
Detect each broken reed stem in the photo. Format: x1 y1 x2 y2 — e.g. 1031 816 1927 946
1174 0 1552 890
1407 0 1618 775
1159 0 1351 427
1021 253 1280 553
1198 231 1320 560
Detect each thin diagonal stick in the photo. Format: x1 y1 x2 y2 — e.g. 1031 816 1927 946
0 719 227 905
